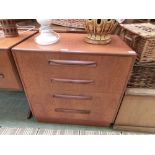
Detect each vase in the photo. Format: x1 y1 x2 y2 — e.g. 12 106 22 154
84 19 118 45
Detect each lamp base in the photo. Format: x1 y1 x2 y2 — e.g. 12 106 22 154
35 31 59 46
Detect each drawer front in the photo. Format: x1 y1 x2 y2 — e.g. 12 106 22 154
28 92 121 126
14 52 132 94
0 51 22 90
115 95 155 127
47 53 132 94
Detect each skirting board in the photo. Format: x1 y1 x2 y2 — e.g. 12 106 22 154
114 125 155 134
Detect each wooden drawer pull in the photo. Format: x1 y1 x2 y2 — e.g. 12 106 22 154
51 78 94 84
53 94 92 100
55 108 90 114
48 59 97 67
0 74 4 79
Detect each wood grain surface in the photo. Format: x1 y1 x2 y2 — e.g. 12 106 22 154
0 30 37 90
114 88 155 132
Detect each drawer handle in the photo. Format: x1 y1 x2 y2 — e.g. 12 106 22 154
51 78 94 84
53 94 92 100
0 74 4 79
55 108 90 114
48 59 97 67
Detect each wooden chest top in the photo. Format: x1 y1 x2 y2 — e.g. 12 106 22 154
0 30 37 50
13 33 136 56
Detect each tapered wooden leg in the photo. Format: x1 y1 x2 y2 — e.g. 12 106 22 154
27 108 32 119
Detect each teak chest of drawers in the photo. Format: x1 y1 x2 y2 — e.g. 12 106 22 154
0 31 37 90
12 33 136 126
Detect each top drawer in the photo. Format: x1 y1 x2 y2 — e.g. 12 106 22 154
14 51 133 94
0 51 22 90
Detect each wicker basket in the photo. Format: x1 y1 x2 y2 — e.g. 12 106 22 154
0 19 18 37
128 62 155 88
120 23 155 62
51 19 85 29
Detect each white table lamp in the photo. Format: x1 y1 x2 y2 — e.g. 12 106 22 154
35 19 59 45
